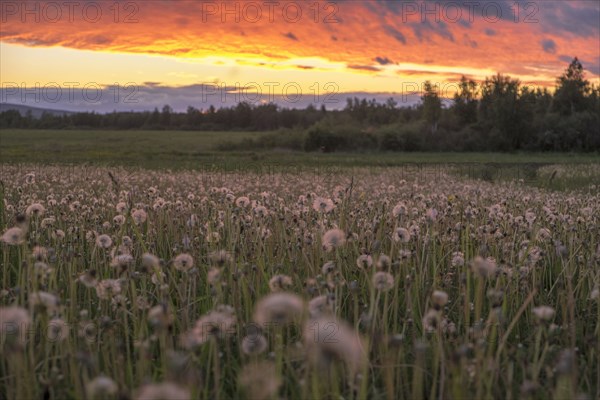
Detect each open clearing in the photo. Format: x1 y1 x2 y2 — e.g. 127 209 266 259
1 129 598 191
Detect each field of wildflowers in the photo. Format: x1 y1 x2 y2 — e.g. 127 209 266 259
0 164 598 399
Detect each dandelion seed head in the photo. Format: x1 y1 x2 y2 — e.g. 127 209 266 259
26 203 45 217
321 261 335 275
253 205 268 218
121 236 133 249
86 376 118 399
173 253 194 272
78 270 98 288
431 290 449 309
29 291 59 312
131 208 147 225
322 229 346 252
555 349 575 376
115 202 128 213
209 250 232 267
304 316 367 376
1 227 25 245
376 254 391 270
533 306 555 322
95 279 122 300
32 245 47 261
24 173 35 184
268 274 293 292
148 304 173 330
393 227 410 243
0 306 30 350
134 382 190 400
208 268 222 285
536 227 552 242
471 256 497 279
451 251 465 267
235 196 250 208
95 234 112 249
426 208 438 222
239 361 281 400
313 197 335 213
356 254 373 269
308 295 334 318
41 217 56 228
110 253 134 271
182 308 236 348
372 271 394 292
422 309 440 333
47 318 69 342
142 253 160 270
392 202 407 218
253 292 304 327
241 333 268 356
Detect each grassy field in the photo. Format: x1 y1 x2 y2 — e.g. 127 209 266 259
0 129 270 167
1 129 598 168
1 129 598 192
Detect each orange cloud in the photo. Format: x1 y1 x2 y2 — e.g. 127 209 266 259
1 0 598 89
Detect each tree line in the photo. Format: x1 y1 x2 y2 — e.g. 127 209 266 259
1 58 598 152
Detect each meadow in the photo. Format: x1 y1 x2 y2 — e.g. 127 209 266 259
1 129 599 168
0 130 599 399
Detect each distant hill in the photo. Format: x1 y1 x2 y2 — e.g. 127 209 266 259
0 103 74 118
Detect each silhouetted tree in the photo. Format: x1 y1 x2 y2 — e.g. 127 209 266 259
453 76 478 125
553 57 590 115
421 81 442 133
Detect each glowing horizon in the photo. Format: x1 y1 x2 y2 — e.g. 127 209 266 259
1 0 598 109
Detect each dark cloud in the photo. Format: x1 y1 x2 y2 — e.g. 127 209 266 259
539 2 600 38
88 35 113 45
283 32 298 41
378 0 518 22
463 34 478 48
374 57 393 65
411 20 454 43
458 19 472 29
5 37 58 46
397 69 440 76
384 26 407 44
541 39 556 54
374 1 598 42
145 48 192 56
558 55 600 76
348 64 381 72
559 55 574 64
374 0 402 15
587 63 600 76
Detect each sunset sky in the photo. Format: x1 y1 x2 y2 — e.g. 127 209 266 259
1 0 599 111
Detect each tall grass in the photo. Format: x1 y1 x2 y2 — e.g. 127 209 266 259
0 164 598 399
